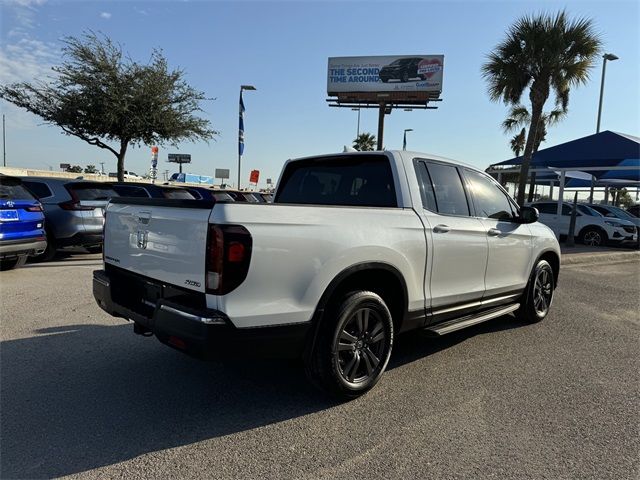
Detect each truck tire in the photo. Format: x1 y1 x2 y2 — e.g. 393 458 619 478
516 259 555 324
305 291 394 399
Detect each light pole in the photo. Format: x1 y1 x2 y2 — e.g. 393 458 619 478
592 53 618 203
596 53 618 133
351 107 361 137
238 84 256 190
402 128 413 151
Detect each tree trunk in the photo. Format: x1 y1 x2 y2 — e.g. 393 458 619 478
526 117 545 203
516 104 543 206
116 139 128 182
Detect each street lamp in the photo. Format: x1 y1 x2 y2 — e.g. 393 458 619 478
238 85 256 190
402 128 413 151
592 53 618 203
596 53 619 133
351 107 361 137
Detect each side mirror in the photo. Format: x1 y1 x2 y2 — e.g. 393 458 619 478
519 206 539 224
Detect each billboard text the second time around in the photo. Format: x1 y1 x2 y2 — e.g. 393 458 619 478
327 55 444 94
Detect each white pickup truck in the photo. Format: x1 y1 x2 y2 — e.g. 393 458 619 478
94 151 560 398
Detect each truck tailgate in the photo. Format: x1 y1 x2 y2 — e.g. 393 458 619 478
103 199 213 292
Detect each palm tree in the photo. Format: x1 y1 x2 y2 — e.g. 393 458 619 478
510 127 526 157
352 132 376 152
503 106 567 201
482 10 601 206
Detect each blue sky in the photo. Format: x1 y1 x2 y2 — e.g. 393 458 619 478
1 0 638 187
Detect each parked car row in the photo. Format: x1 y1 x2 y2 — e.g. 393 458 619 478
529 201 639 247
0 175 274 269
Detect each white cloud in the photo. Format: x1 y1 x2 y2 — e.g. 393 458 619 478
99 11 112 20
0 37 59 129
8 0 47 7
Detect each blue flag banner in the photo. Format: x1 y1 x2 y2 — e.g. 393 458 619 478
239 91 245 156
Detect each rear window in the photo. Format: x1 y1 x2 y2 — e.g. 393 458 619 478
21 180 53 199
112 185 150 198
275 155 397 207
0 177 37 200
67 183 119 200
161 188 196 200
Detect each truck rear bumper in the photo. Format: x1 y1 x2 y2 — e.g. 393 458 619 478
93 269 311 360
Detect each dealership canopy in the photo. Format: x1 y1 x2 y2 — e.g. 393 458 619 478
493 130 640 186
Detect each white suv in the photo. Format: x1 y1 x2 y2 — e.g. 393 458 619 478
531 201 637 246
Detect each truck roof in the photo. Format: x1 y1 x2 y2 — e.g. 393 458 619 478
285 150 482 173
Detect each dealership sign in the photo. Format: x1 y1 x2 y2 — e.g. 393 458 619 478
327 55 444 94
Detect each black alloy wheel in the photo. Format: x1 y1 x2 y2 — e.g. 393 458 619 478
305 291 394 399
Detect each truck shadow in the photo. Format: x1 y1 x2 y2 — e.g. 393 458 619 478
0 314 524 478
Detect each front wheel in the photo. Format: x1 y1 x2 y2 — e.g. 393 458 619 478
579 227 607 247
517 259 555 324
305 291 394 399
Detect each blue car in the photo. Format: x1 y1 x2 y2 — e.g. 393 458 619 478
0 175 47 270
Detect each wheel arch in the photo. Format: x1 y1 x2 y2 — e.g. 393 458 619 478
312 262 409 335
577 224 607 242
537 249 560 286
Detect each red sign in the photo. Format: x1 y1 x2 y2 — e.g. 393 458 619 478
151 146 159 154
249 170 259 184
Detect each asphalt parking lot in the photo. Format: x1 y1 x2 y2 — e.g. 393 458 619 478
1 254 638 479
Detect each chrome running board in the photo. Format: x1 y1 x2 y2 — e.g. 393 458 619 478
424 303 520 336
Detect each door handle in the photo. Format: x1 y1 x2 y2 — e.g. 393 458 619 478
433 224 451 233
487 228 501 236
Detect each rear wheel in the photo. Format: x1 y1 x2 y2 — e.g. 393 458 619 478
579 227 607 247
0 256 27 271
517 259 555 324
305 291 394 399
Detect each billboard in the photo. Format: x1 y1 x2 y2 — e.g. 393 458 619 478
168 153 191 163
249 169 260 184
215 168 230 179
327 55 444 94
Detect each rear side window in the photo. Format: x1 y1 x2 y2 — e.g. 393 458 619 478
0 178 37 200
161 188 195 200
22 181 53 199
68 183 119 200
276 155 397 207
463 169 515 220
421 162 469 216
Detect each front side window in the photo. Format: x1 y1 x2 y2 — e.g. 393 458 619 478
464 169 515 220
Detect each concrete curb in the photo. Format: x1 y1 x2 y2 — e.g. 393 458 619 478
561 250 640 265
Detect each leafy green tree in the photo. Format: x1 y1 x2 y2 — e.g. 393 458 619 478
84 164 98 174
0 32 216 182
66 165 83 173
352 133 377 152
482 11 601 205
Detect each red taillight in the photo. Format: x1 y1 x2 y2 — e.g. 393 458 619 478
59 200 94 211
205 224 252 295
227 241 245 262
26 205 43 212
